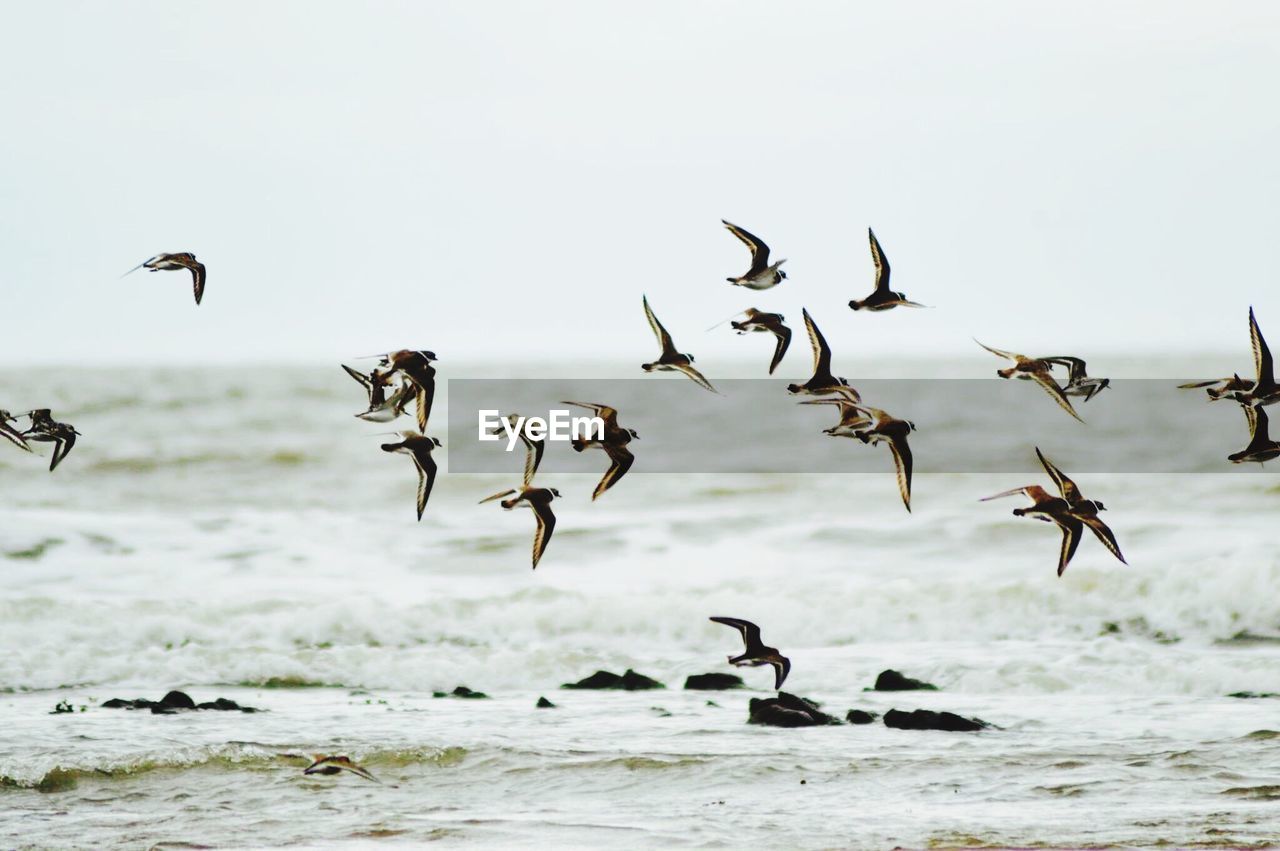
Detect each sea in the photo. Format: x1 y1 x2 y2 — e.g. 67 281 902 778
1 359 1278 849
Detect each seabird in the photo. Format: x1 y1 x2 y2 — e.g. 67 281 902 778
378 350 438 433
1043 356 1111 402
849 404 915 512
1225 307 1279 407
786 309 850 396
1035 447 1126 564
848 228 926 311
641 296 717 392
303 755 379 783
975 340 1083 422
980 485 1082 577
1178 374 1252 398
21 409 79 472
722 220 787 290
381 431 441 520
0 410 32 453
479 485 560 569
1229 405 1280 464
798 386 871 437
730 308 792 375
709 616 791 690
122 253 206 305
562 401 638 500
342 364 414 423
484 412 546 482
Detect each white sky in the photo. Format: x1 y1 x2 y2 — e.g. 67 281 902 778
2 1 1278 366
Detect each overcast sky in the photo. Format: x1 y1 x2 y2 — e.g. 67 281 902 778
2 2 1278 369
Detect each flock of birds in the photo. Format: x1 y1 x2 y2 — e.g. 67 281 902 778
4 230 1277 782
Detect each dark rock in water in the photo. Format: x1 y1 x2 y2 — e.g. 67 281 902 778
536 696 556 708
102 692 260 713
883 708 988 732
845 709 879 725
561 669 665 690
1228 691 1280 699
160 690 197 710
451 686 489 699
683 673 745 691
869 669 938 692
748 692 841 728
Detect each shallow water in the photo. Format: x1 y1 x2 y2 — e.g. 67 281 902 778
1 364 1278 849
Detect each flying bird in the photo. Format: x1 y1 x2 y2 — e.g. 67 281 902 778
1035 447 1126 565
975 340 1083 422
641 296 717 392
848 228 926 311
21 409 79 471
1229 405 1280 464
798 386 870 437
381 431 441 520
722 220 787 290
562 401 638 500
480 441 560 569
377 350 437 432
729 308 792 375
302 755 379 783
709 616 791 690
981 485 1083 577
850 404 916 512
484 412 547 482
342 364 414 423
786 309 850 396
1043 356 1111 402
122 253 206 305
0 410 32 453
1224 307 1279 408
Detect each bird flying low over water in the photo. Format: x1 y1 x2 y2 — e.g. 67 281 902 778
709 616 791 690
21 409 80 472
1043 356 1111 402
1178 374 1252 398
1035 448 1126 565
799 386 871 437
0 410 32 453
641 296 717 393
121 253 206 305
303 755 379 783
485 412 547 481
729 308 792 375
376 350 437 433
381 431 441 520
561 401 638 500
975 340 1083 422
1229 405 1280 465
848 228 926 311
981 485 1082 577
787 309 850 396
342 364 414 423
849 404 916 512
480 442 560 569
1226 307 1279 408
722 220 786 290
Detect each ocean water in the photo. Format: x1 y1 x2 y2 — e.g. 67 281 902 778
2 363 1279 849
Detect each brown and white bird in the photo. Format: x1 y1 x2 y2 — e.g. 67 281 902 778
1044 356 1111 402
709 616 791 690
484 412 547 482
798 386 870 437
21 409 79 472
641 296 716 392
849 404 916 512
342 364 414 423
122 253 207 305
1034 447 1126 565
975 340 1083 422
1229 405 1280 465
980 484 1082 577
377 350 438 433
480 442 560 569
303 755 379 783
847 228 926 311
561 401 638 500
786 309 850 396
729 308 792 375
381 431 441 520
0 410 32 453
1222 307 1279 408
722 220 787 290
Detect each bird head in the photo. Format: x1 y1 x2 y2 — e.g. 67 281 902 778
628 429 640 439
